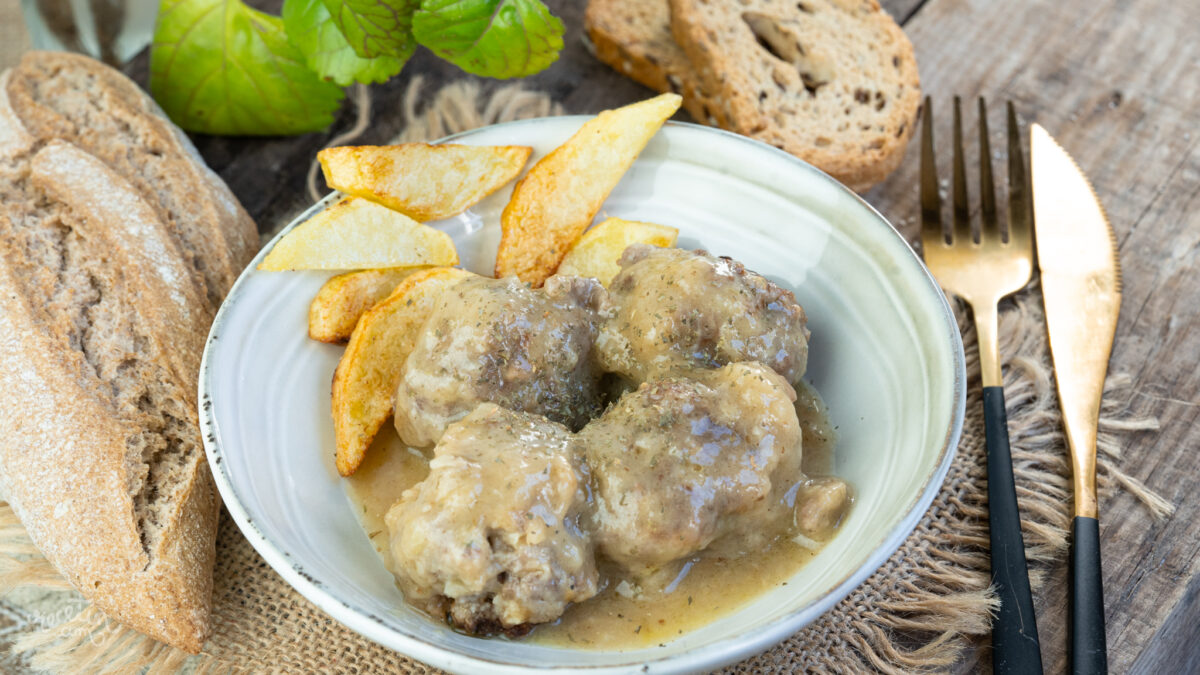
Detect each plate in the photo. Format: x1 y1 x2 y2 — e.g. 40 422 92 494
199 118 966 674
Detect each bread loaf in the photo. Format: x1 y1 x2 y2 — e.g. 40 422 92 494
667 0 921 191
4 51 258 308
0 53 256 652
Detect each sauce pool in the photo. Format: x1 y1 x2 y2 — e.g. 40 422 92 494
345 381 844 649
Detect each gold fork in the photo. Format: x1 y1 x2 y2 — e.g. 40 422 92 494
920 97 1043 674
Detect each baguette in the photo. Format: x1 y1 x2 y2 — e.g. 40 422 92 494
0 53 250 652
667 0 921 191
4 51 258 308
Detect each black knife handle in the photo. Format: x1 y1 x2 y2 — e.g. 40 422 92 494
1071 516 1108 674
983 386 1044 674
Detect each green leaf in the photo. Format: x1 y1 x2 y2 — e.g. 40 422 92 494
284 0 409 86
413 0 564 79
150 0 344 136
322 0 419 59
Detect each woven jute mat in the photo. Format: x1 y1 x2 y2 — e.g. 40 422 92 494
0 79 1172 674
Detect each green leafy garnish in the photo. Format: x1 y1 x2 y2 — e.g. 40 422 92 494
322 0 419 59
150 0 344 135
283 0 409 86
149 0 563 135
413 0 564 79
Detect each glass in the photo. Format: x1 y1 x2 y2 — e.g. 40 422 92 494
20 0 158 66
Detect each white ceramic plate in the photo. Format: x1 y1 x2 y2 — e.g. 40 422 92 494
200 118 966 674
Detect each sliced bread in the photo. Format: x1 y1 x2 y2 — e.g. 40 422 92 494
668 0 921 191
0 54 250 653
584 0 717 126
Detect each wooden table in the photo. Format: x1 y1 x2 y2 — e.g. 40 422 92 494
158 0 1200 671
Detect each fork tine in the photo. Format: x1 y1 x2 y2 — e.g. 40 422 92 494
920 96 944 245
978 98 1000 243
1006 101 1032 249
952 97 972 243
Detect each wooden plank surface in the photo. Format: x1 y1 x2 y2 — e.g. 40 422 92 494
164 0 1198 670
868 0 1200 671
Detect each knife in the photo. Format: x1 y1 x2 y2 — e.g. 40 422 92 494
1030 124 1120 675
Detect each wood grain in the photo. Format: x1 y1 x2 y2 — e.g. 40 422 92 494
870 0 1200 671
154 0 1198 670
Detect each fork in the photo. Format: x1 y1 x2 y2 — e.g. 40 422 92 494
920 97 1043 674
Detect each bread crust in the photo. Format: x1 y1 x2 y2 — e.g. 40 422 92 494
31 141 211 388
646 0 920 191
584 0 718 126
0 231 218 652
5 51 258 300
0 53 248 653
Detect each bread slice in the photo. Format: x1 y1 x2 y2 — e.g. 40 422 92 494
667 0 921 191
0 54 249 652
584 0 718 126
4 51 258 307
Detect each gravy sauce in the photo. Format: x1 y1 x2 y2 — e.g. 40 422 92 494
345 381 842 650
346 431 429 572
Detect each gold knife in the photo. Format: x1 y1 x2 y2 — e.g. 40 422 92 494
1031 124 1121 675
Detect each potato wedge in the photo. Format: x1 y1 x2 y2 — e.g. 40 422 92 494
258 196 458 271
557 218 679 286
494 93 682 286
308 267 429 343
332 267 473 476
318 143 532 221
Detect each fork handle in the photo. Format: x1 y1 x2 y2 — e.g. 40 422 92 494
1071 516 1108 674
984 386 1044 674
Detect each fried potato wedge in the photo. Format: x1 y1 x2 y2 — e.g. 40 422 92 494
258 197 458 271
494 93 682 286
308 267 429 343
556 218 678 286
332 267 473 476
318 143 532 221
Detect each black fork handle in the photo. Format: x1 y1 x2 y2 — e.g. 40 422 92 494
984 386 1044 674
1071 516 1108 674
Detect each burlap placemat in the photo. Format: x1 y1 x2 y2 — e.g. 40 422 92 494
0 80 1171 674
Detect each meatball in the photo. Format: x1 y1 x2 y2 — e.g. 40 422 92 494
793 477 853 543
385 404 598 634
394 274 605 447
579 362 802 576
596 245 810 386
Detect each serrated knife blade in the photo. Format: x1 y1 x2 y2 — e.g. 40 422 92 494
1031 124 1121 519
1030 123 1120 675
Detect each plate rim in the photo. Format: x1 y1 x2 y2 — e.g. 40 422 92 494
198 117 966 674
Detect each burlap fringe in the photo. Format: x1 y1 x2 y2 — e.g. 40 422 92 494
0 80 1170 674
